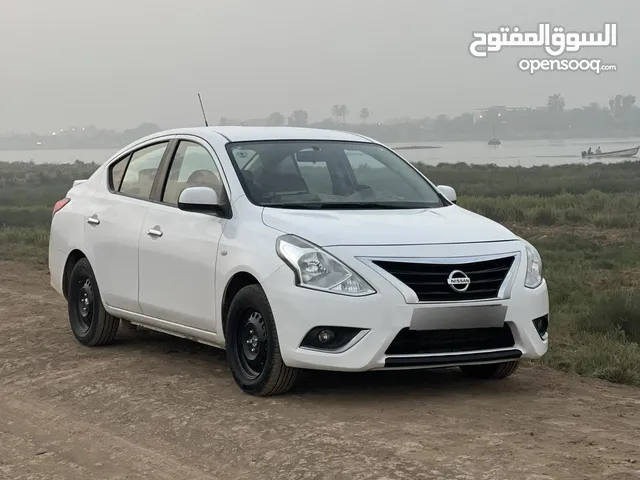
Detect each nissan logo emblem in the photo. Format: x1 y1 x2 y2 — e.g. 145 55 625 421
447 270 471 292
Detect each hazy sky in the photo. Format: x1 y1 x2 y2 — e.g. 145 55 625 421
1 0 638 133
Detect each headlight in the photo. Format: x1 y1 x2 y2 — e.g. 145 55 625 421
523 240 543 289
276 234 376 296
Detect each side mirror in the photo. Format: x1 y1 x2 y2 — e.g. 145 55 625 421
178 186 231 217
437 185 457 204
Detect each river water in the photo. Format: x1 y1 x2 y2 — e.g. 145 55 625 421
2 137 639 167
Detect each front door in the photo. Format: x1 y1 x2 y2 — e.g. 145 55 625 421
137 139 228 332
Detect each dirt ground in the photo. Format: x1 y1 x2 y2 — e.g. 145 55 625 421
0 261 638 480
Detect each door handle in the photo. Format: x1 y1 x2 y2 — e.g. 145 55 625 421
87 215 100 225
147 227 163 238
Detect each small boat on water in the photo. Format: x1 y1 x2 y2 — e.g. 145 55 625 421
488 125 501 146
581 146 639 159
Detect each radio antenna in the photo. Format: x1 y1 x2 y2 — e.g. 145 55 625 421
197 93 209 127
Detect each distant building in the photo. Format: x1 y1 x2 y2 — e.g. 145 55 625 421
473 105 546 121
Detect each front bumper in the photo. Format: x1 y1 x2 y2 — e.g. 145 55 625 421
261 241 549 372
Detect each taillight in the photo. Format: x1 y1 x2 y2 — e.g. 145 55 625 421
52 198 70 217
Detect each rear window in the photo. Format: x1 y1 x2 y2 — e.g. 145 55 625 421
109 154 130 191
119 143 167 200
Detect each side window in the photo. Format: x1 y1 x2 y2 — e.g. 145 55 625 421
293 148 335 195
119 142 168 200
109 154 130 191
277 156 298 174
297 161 334 194
162 141 224 205
345 149 408 197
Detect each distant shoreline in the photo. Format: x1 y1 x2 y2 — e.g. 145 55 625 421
3 135 640 153
393 145 442 150
3 132 640 152
0 144 444 152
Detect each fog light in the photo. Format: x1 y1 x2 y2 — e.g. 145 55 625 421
532 315 549 339
317 329 335 344
300 326 365 352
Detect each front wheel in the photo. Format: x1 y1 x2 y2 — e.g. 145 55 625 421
459 361 519 379
225 285 299 396
67 258 120 346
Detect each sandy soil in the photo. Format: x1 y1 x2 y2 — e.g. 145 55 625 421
0 261 638 480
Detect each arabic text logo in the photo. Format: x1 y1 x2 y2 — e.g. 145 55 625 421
469 23 617 58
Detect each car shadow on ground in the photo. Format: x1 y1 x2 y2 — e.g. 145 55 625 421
110 325 532 401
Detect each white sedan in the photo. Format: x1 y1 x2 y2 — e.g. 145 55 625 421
49 127 549 396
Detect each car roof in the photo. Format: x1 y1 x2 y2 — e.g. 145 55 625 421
142 126 376 144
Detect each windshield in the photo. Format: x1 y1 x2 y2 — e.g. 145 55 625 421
226 140 446 209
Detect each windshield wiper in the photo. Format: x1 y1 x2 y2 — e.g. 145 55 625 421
265 202 430 210
315 202 420 209
264 203 319 209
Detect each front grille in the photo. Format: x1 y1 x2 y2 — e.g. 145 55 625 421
373 255 515 302
385 325 515 355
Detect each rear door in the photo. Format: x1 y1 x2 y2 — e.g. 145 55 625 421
84 139 172 313
137 138 229 332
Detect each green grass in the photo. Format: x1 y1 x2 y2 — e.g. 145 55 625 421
520 232 640 384
461 191 640 228
1 160 639 387
415 160 640 198
0 226 49 264
0 160 99 206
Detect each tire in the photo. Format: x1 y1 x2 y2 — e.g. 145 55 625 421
459 361 520 379
67 258 120 347
224 285 299 396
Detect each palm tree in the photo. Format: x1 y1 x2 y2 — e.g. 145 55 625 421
547 94 565 113
331 105 341 124
615 94 624 117
621 95 636 122
360 108 370 124
338 105 349 124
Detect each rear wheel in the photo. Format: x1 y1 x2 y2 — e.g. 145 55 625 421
459 361 519 379
225 285 299 396
67 258 119 346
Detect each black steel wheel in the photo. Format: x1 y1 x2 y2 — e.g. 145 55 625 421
67 258 119 346
225 285 299 396
74 278 94 334
236 310 268 380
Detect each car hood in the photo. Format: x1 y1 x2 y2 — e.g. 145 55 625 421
261 205 518 246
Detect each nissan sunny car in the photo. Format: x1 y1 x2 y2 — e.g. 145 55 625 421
49 127 549 396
